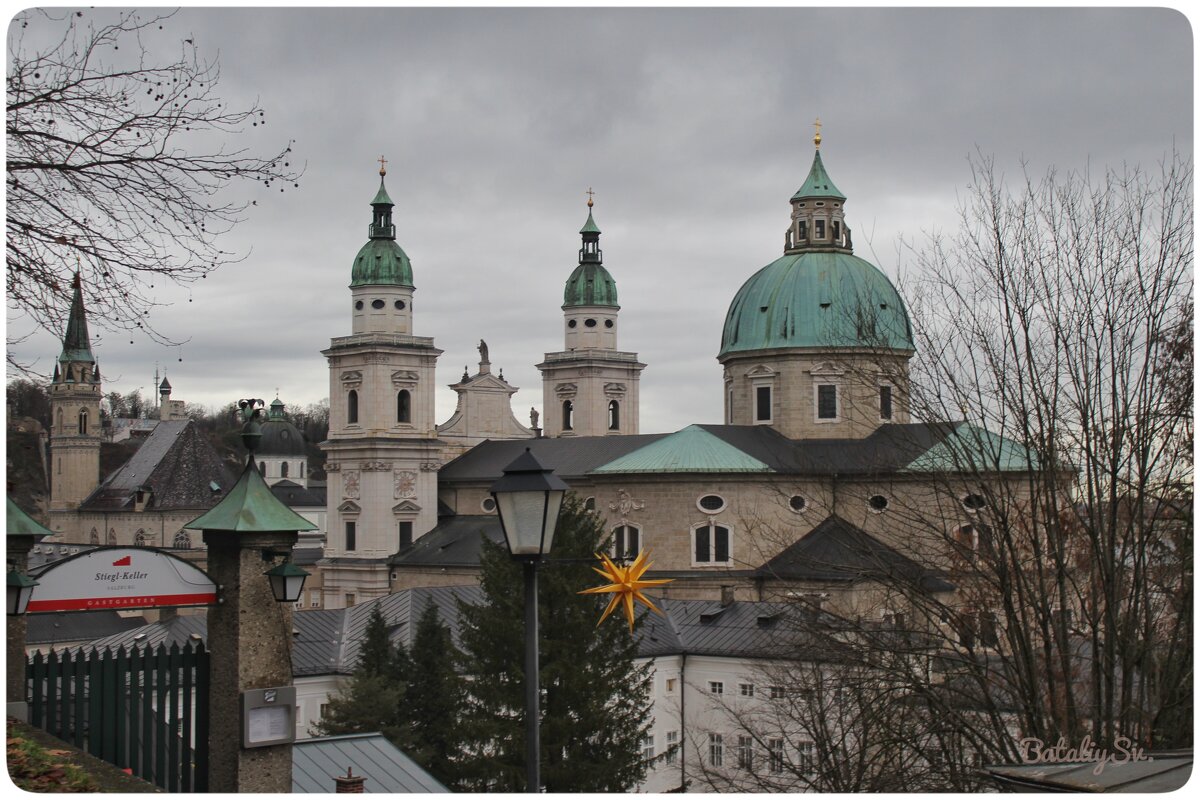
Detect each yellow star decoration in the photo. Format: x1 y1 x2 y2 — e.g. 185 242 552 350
578 550 673 631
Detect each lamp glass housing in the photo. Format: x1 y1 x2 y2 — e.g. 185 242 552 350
7 570 38 616
265 561 309 603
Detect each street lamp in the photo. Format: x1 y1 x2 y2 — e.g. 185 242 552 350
489 448 567 793
7 568 38 616
264 560 309 604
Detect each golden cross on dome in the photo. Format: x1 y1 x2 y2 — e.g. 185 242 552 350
378 155 388 176
813 117 822 149
586 186 595 208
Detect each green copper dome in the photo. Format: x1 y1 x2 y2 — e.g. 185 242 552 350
719 251 914 356
563 205 618 308
350 175 414 288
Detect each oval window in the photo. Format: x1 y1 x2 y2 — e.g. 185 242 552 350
697 494 726 513
962 494 987 511
604 319 614 328
481 497 496 513
371 299 385 309
585 318 598 328
868 495 889 512
395 300 406 310
789 495 807 512
568 319 577 328
355 300 364 310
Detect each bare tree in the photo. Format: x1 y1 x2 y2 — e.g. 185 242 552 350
7 9 302 369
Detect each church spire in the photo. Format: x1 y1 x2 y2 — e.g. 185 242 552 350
578 188 603 265
60 272 95 365
784 122 852 254
368 157 397 241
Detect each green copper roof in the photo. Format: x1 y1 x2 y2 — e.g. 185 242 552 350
792 150 845 201
901 422 1038 473
563 263 618 307
186 460 317 533
591 425 773 474
580 209 601 234
60 273 95 364
371 178 394 207
351 176 414 288
7 496 53 538
720 251 914 357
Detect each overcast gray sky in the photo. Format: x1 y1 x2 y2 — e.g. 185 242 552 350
7 7 1193 433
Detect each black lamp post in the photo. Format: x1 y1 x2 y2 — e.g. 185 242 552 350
489 448 567 793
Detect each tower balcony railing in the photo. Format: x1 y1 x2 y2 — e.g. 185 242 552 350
541 349 641 363
329 332 436 349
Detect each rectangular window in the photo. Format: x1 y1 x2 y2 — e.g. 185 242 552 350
815 219 825 238
713 525 730 563
832 220 841 242
738 735 754 769
739 683 754 697
615 525 640 561
755 386 772 422
309 589 321 608
398 520 413 548
709 681 724 695
769 738 786 774
320 703 330 719
797 741 814 774
345 593 356 608
345 520 357 551
817 384 838 419
665 678 677 693
798 220 807 239
879 385 893 419
666 731 679 765
695 525 711 563
709 734 724 767
769 685 786 699
641 734 655 762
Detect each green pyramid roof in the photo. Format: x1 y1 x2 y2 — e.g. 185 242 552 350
186 460 317 533
7 496 53 538
900 422 1038 473
371 177 394 207
60 273 95 364
580 209 601 235
590 425 773 474
791 150 845 201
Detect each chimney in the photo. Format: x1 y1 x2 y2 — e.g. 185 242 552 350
335 767 366 793
720 585 735 607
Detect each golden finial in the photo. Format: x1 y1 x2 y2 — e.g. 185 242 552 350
378 155 388 177
586 186 595 208
813 117 822 150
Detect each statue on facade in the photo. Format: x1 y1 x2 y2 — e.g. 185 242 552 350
478 339 489 363
530 407 540 428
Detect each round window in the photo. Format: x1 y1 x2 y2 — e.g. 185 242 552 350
568 319 577 329
355 300 364 310
481 497 497 513
868 495 889 512
604 319 614 328
371 299 385 309
962 494 987 511
395 300 406 310
789 495 807 512
585 318 598 328
697 494 726 513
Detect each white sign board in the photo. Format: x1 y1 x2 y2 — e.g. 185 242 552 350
27 547 218 613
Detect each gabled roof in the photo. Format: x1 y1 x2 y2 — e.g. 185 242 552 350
756 514 954 591
389 515 503 567
80 420 236 512
591 424 773 474
293 733 449 793
438 433 666 482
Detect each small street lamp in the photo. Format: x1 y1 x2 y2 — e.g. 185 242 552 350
7 568 38 616
489 448 567 793
264 560 309 604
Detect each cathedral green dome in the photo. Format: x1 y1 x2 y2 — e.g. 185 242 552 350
719 251 914 357
563 263 618 307
350 238 413 288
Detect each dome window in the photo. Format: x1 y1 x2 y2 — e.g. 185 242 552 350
585 318 597 328
604 319 614 328
481 497 496 513
562 400 574 431
789 495 807 512
815 201 826 207
963 494 987 512
395 300 406 310
371 299 385 309
608 400 620 431
347 390 359 424
698 494 726 514
817 384 838 420
397 390 411 424
868 495 889 513
281 462 290 478
879 386 894 420
355 300 364 310
568 319 577 328
815 220 826 239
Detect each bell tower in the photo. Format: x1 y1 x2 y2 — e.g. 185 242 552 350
48 273 102 540
537 194 645 437
319 160 443 609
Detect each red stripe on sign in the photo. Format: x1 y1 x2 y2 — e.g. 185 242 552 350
26 592 218 612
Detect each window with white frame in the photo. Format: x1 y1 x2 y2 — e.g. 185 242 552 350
816 383 838 420
769 738 786 774
739 683 754 697
797 741 815 774
769 685 786 699
755 385 772 423
613 524 640 561
665 677 677 693
709 734 724 767
641 734 655 761
738 735 754 769
665 731 679 765
709 681 724 695
693 522 731 565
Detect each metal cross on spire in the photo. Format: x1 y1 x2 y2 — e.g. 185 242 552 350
586 187 595 208
378 155 388 176
813 117 822 149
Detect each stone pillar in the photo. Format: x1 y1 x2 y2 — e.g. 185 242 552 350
203 530 298 793
6 535 35 719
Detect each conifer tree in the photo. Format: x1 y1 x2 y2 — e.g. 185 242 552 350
403 601 467 787
456 494 652 792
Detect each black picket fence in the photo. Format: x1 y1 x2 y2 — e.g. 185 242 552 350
26 641 210 792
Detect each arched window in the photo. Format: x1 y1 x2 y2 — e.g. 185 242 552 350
299 462 305 478
281 462 290 478
347 390 359 424
89 528 100 545
259 461 267 476
613 525 640 561
134 529 148 547
78 409 88 435
562 400 574 431
56 408 64 433
397 390 411 424
693 522 731 565
608 400 620 431
173 530 192 549
107 529 117 546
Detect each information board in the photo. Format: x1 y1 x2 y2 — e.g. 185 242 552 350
27 547 218 612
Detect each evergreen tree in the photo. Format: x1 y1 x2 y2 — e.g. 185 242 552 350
456 494 652 792
403 601 467 788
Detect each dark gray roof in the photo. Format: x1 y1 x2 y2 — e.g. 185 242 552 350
80 420 236 512
26 610 146 645
259 418 307 457
270 480 326 507
292 733 449 793
389 515 504 567
756 514 955 592
74 613 207 654
987 751 1192 792
438 433 668 482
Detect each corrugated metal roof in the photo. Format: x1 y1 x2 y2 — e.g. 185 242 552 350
26 610 146 645
292 733 449 793
389 515 504 567
591 425 773 474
